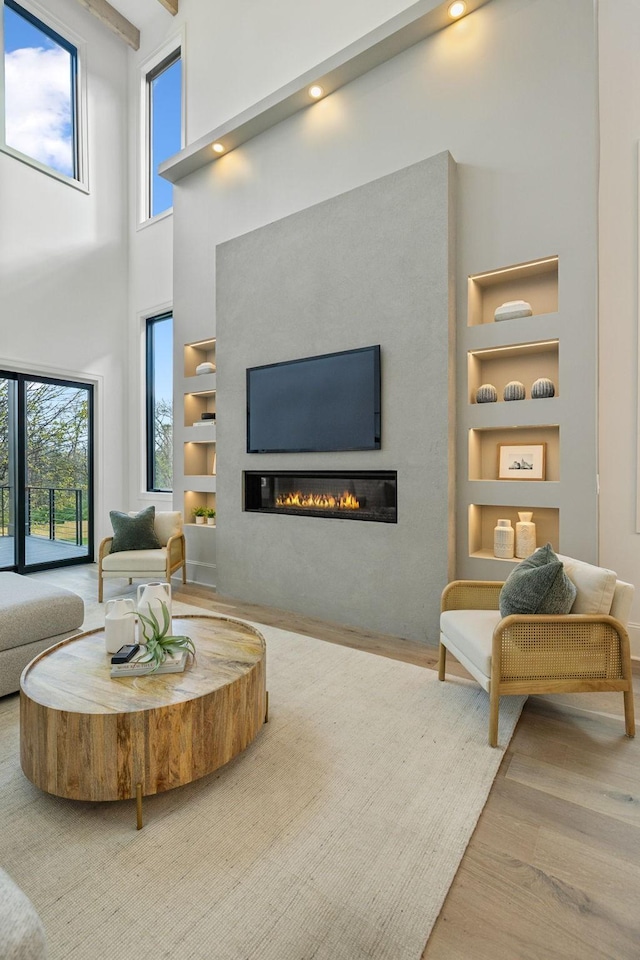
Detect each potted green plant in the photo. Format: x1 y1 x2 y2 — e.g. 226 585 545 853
135 601 196 672
192 505 206 524
205 508 216 526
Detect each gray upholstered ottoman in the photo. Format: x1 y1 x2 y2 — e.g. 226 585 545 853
0 573 84 698
0 869 46 959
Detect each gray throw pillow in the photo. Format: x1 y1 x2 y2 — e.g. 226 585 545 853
499 543 576 617
109 506 161 553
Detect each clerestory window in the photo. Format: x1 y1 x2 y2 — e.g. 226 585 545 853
1 0 84 186
146 47 182 220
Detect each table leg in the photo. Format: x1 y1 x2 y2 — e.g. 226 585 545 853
136 783 143 830
265 690 269 723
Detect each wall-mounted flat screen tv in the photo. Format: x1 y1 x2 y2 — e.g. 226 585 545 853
246 345 381 453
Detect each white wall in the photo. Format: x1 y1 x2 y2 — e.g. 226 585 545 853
169 0 599 638
598 0 640 655
0 0 129 548
124 0 441 515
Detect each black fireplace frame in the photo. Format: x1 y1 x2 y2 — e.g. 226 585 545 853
244 470 397 523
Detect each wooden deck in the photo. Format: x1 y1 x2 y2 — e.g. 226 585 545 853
0 535 88 568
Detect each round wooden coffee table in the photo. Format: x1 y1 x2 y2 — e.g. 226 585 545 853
20 615 267 828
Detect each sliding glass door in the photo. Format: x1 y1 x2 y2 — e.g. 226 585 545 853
0 372 93 572
0 377 17 569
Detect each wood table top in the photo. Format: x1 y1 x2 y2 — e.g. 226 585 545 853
20 614 266 715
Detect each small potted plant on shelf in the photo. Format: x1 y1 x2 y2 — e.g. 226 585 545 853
205 508 216 526
192 506 206 524
136 601 196 672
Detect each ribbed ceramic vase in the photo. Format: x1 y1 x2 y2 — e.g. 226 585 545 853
476 383 498 404
531 377 555 399
503 380 526 401
515 512 536 559
493 519 514 559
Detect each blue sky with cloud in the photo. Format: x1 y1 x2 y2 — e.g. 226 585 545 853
4 3 74 177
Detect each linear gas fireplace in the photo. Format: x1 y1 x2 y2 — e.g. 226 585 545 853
244 471 397 523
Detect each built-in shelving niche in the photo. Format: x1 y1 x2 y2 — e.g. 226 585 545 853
468 504 560 562
184 338 216 377
469 425 560 481
184 442 216 477
184 489 217 527
468 340 559 404
183 337 217 531
467 256 558 326
184 389 216 427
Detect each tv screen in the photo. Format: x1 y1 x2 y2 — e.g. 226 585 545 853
246 345 381 453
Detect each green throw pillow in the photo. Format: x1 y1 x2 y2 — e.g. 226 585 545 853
499 543 576 617
109 506 161 553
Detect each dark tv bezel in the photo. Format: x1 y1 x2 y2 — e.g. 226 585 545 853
246 344 381 454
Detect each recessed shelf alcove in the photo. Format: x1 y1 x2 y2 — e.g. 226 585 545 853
184 338 216 377
468 339 559 403
467 256 559 326
469 425 560 481
468 504 560 561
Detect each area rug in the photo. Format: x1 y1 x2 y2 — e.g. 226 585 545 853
1 608 524 960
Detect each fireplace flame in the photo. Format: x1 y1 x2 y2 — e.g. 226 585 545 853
275 490 360 510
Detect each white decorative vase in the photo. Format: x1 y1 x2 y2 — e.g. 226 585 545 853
195 361 215 375
515 512 536 559
195 515 205 524
493 519 514 559
104 598 136 654
137 582 172 627
494 300 533 321
206 517 215 525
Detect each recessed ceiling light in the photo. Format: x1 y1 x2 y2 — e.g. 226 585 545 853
308 85 324 99
448 1 466 18
212 142 225 154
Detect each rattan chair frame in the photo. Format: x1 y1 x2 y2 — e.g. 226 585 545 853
97 532 187 603
439 580 636 747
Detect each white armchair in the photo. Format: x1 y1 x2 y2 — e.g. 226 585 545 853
98 511 186 602
439 554 636 747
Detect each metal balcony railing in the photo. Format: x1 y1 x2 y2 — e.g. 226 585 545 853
0 485 85 545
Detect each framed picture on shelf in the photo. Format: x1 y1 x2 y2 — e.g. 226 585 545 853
498 443 546 480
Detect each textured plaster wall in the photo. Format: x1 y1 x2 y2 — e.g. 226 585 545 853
215 153 455 642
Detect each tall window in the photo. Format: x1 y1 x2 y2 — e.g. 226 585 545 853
147 49 181 218
2 0 79 181
146 314 173 492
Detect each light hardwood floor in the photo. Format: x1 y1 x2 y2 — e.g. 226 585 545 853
27 566 640 960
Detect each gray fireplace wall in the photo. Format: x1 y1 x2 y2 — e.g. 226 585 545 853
215 151 455 642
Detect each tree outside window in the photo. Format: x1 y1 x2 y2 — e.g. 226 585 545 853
146 314 173 492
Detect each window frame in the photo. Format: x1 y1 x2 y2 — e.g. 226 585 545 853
0 0 88 191
139 33 184 226
145 312 174 494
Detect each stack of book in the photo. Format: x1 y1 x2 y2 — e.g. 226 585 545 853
110 649 188 679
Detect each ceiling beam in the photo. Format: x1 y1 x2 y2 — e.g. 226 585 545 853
156 0 179 14
74 0 140 50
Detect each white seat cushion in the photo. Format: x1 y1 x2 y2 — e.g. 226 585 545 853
440 609 502 679
556 555 617 615
101 548 168 572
